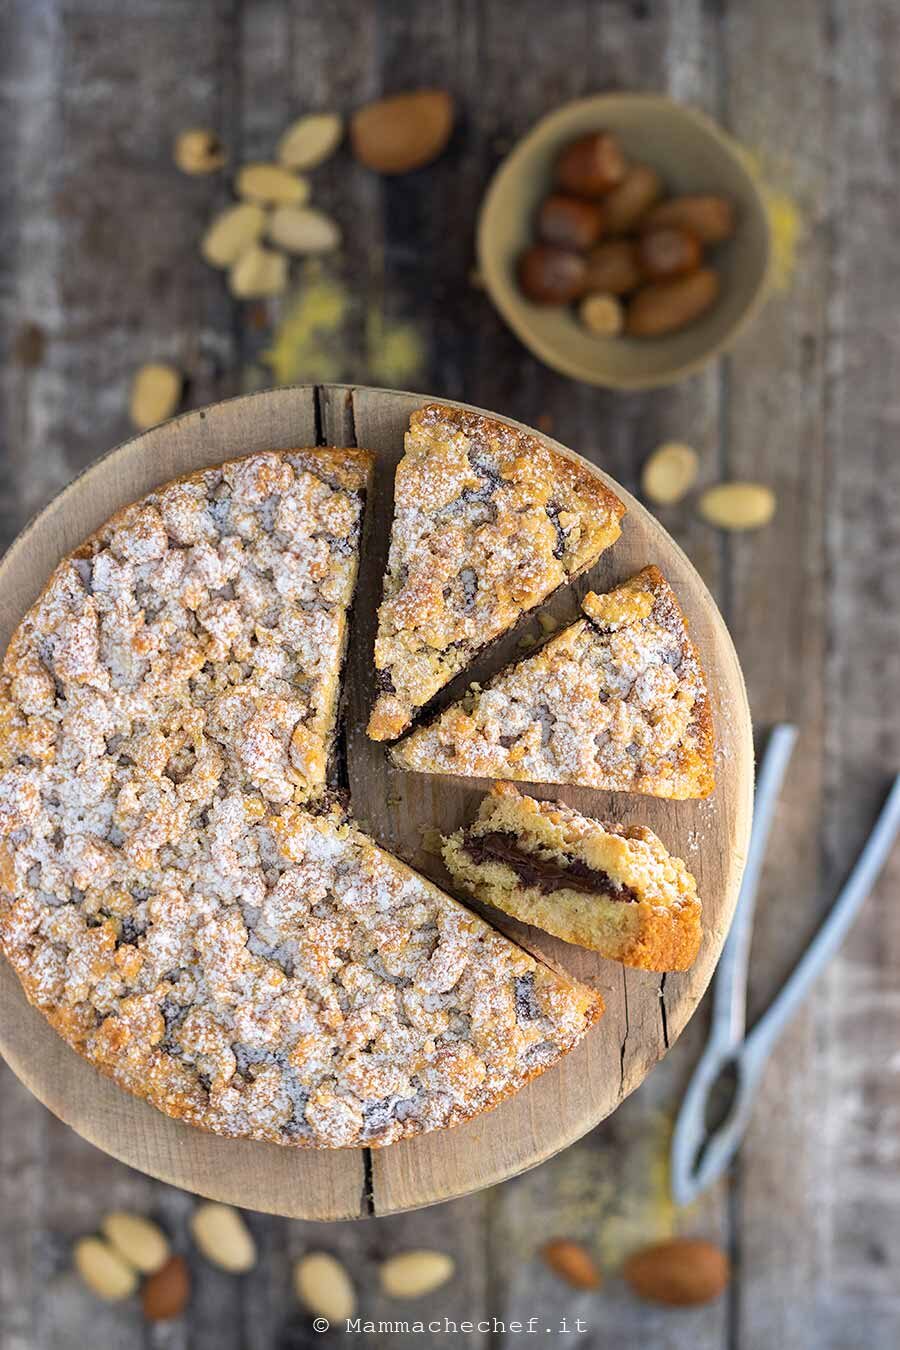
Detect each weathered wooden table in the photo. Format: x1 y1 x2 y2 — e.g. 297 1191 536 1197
1 2 897 1348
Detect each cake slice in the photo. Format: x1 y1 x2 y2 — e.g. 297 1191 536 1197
443 784 702 972
392 566 715 799
1 794 604 1148
152 448 374 805
367 404 625 741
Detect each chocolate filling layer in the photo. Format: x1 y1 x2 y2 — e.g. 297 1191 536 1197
461 831 639 902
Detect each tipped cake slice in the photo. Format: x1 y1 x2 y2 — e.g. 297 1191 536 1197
443 784 702 972
392 565 715 799
367 404 625 741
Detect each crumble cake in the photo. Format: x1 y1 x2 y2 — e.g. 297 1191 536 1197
443 784 702 972
0 451 603 1148
392 566 715 799
0 797 602 1146
367 404 626 741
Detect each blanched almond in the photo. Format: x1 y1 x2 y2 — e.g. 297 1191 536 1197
201 203 266 268
351 90 453 174
174 128 225 175
74 1236 138 1301
698 482 776 530
228 244 289 300
236 163 310 205
190 1202 256 1272
142 1255 191 1321
129 363 182 430
380 1250 455 1298
642 442 700 505
278 113 343 170
294 1252 356 1322
101 1211 170 1274
267 205 341 254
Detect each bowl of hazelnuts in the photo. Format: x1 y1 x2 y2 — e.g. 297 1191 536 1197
477 93 771 389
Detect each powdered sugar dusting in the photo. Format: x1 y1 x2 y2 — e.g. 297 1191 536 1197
0 448 601 1149
367 404 625 740
395 566 715 799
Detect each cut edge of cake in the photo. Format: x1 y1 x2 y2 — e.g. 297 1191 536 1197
367 403 626 742
442 783 702 973
392 565 716 801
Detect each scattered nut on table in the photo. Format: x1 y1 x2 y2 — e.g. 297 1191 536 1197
698 481 776 530
235 162 310 206
267 204 341 254
294 1252 356 1322
201 203 267 269
129 363 182 430
541 1238 602 1290
141 1255 191 1322
101 1211 170 1274
351 89 454 174
228 243 289 300
622 1237 730 1306
174 128 226 175
641 441 700 505
190 1203 257 1273
73 1236 139 1302
277 112 344 170
380 1250 455 1298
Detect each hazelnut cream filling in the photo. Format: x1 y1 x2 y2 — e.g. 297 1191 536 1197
460 830 639 902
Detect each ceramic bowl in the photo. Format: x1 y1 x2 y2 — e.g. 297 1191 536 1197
477 93 772 389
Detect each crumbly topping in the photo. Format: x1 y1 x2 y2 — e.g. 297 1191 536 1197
393 567 715 799
367 405 625 741
0 793 600 1146
0 450 371 814
0 449 602 1149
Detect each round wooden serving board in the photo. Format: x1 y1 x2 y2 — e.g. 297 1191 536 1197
0 385 753 1219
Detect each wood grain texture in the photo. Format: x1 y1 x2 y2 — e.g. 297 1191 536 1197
1 0 898 1346
0 384 752 1221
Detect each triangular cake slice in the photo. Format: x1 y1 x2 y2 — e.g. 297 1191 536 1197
392 566 715 799
367 404 625 741
443 784 702 972
1 798 603 1148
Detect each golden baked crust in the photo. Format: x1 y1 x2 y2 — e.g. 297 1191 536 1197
0 800 602 1147
443 784 702 972
0 451 602 1148
392 566 716 799
367 404 625 741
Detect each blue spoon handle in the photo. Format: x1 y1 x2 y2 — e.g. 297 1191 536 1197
711 724 798 1047
742 772 900 1066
